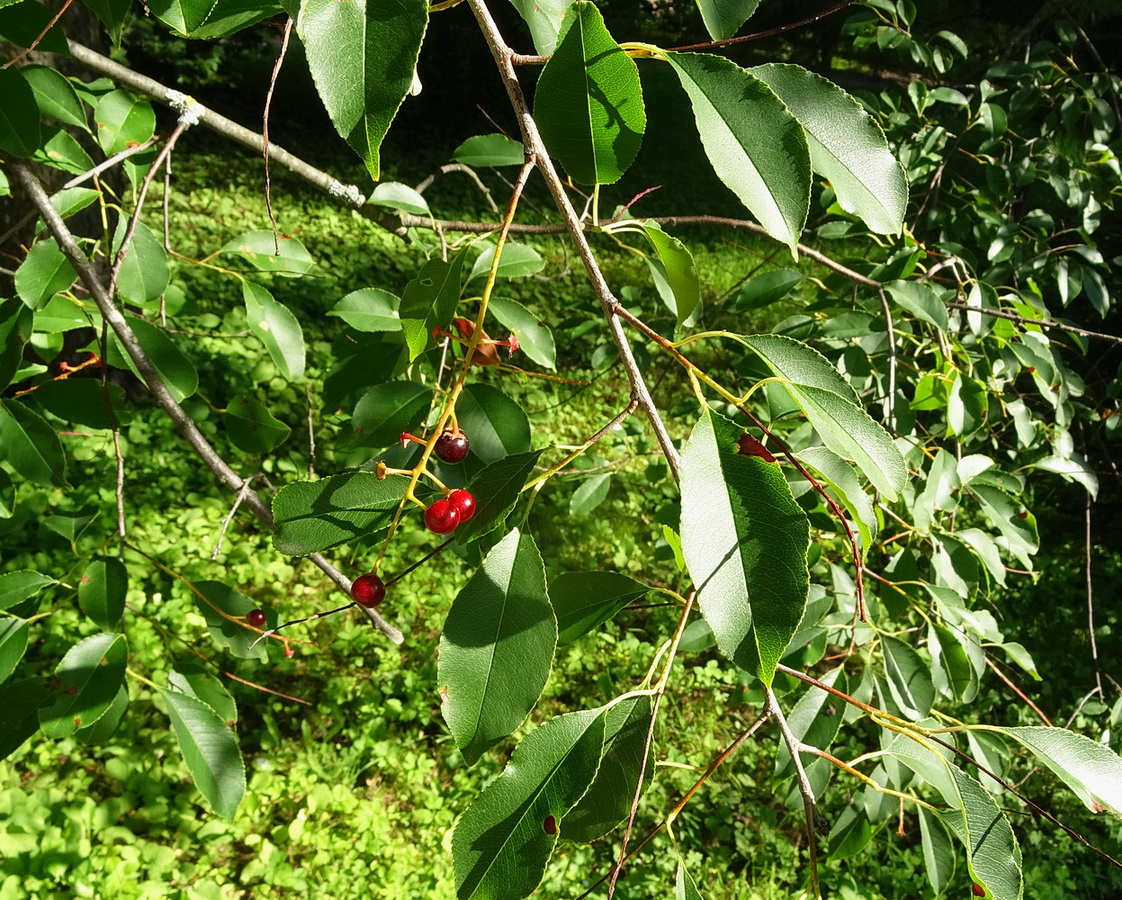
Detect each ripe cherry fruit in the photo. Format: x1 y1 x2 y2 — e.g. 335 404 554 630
351 573 386 607
424 498 461 534
247 609 266 627
435 430 470 463
447 488 476 523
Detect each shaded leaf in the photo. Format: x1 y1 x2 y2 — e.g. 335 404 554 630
734 268 802 310
78 557 127 632
94 90 155 156
0 298 33 389
162 688 245 819
551 571 650 644
272 472 409 556
400 252 466 361
457 383 532 465
0 399 68 487
15 239 77 311
193 580 268 661
23 65 87 129
0 68 41 157
242 282 306 381
457 450 542 544
39 633 128 738
0 676 50 760
0 570 53 612
0 619 29 685
997 726 1122 815
107 314 199 403
113 220 170 305
350 381 429 449
881 634 934 719
169 663 238 725
225 394 291 454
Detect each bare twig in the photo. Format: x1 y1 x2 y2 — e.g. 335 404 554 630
1086 492 1103 697
944 300 1122 344
415 163 500 214
263 17 295 248
112 430 126 555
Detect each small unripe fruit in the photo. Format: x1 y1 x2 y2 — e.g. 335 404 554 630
351 573 386 607
448 489 476 522
435 430 470 464
425 498 460 534
247 609 266 627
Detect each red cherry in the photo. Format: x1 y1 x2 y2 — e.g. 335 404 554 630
435 430 470 463
447 489 476 522
424 498 461 534
351 573 386 607
247 609 266 627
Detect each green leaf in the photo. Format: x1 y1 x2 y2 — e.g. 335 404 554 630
488 296 556 370
534 1 645 185
161 688 245 819
569 471 611 516
0 298 33 389
452 707 606 900
39 633 128 738
666 52 810 253
192 580 269 660
439 529 557 765
969 484 1038 567
107 315 199 403
456 383 532 465
242 282 306 381
0 619 29 684
34 127 95 175
79 557 127 632
563 696 653 842
149 0 282 38
0 470 12 519
22 65 88 129
796 445 877 552
918 806 957 897
351 381 430 448
468 242 545 282
695 0 758 39
551 571 650 644
751 63 908 235
75 684 128 744
33 379 131 431
457 450 543 544
224 393 291 454
221 231 314 276
399 252 466 361
0 399 68 488
734 268 802 310
113 220 170 304
44 187 102 231
636 221 700 328
329 287 401 333
881 634 934 719
15 239 77 310
453 133 525 167
368 182 430 216
886 280 950 330
508 0 574 55
0 68 42 157
679 408 809 686
80 0 132 43
929 623 982 703
296 0 428 180
676 857 705 900
0 676 50 760
94 90 155 156
169 663 238 725
774 666 845 780
994 726 1122 815
0 1 68 54
272 472 409 556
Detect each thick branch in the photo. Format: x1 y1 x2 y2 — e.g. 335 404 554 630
11 162 403 644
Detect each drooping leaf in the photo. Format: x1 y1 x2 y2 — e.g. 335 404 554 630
886 279 950 330
679 407 810 685
0 298 32 389
15 239 77 310
452 707 607 900
796 445 877 553
551 570 650 644
400 252 466 361
224 394 291 454
296 0 428 180
242 282 306 381
168 662 238 725
350 380 429 449
881 634 934 719
80 0 132 42
0 399 69 488
39 633 128 738
22 65 88 129
637 221 700 327
918 806 957 897
149 0 282 37
221 231 314 276
969 484 1038 567
0 619 29 684
272 472 409 556
329 287 401 333
453 133 525 167
439 529 557 765
94 90 156 156
0 68 42 157
78 557 127 632
734 268 802 310
457 450 542 544
107 315 199 403
929 622 982 703
508 0 575 56
488 296 556 370
34 127 95 174
534 1 645 185
751 63 908 235
568 471 611 516
676 857 706 900
75 684 128 744
113 220 170 305
666 52 810 253
161 688 245 819
456 383 532 465
33 379 131 431
995 726 1122 815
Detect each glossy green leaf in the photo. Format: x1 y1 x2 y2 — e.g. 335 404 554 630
456 383 532 465
551 571 650 644
41 507 98 545
666 52 810 253
468 242 545 282
368 182 430 216
114 220 170 305
296 0 428 180
947 371 987 437
508 0 575 55
751 63 908 235
193 581 268 661
534 1 645 185
0 298 33 389
329 287 401 333
453 133 525 167
734 268 802 310
676 858 705 900
637 221 700 328
272 472 409 556
564 696 653 842
79 557 127 632
918 806 957 897
0 677 50 760
741 332 857 399
156 0 282 37
969 484 1038 566
0 68 41 157
80 0 132 42
242 282 306 381
75 684 128 744
886 279 950 330
797 445 877 552
94 90 155 156
169 663 238 725
224 394 291 454
881 634 934 719
488 296 556 370
993 726 1122 814
351 381 430 448
33 379 131 431
0 399 68 488
457 450 542 544
107 315 199 403
569 471 611 516
15 239 77 310
161 688 245 819
221 231 314 276
929 623 981 703
400 253 465 361
39 633 128 738
44 187 102 231
34 127 95 174
679 408 809 685
452 707 606 900
439 529 556 765
22 66 87 129
0 619 29 684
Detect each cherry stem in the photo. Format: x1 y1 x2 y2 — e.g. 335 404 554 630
386 536 457 586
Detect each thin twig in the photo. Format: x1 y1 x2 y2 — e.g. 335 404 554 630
878 287 896 429
112 430 126 556
984 657 1053 726
263 16 294 249
0 0 76 69
1085 491 1103 697
305 385 317 478
415 163 500 214
944 301 1122 343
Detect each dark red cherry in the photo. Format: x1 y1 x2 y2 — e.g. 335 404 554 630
435 430 470 463
247 609 266 627
447 489 476 522
424 498 460 534
351 573 386 607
